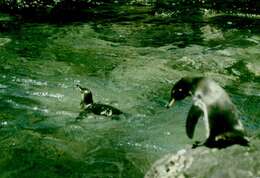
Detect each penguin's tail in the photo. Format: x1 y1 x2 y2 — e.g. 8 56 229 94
205 133 250 149
238 136 250 147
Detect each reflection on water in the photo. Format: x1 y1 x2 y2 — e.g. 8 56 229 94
0 9 260 178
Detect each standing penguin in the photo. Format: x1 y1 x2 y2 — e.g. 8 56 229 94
167 77 249 148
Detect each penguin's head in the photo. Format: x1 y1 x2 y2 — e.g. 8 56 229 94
76 84 93 105
166 77 194 108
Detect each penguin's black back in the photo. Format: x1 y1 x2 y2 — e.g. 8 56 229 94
86 103 123 116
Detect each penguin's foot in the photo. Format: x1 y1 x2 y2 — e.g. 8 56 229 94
235 136 250 147
192 141 203 149
203 136 250 149
216 132 250 147
192 139 218 149
203 139 219 148
215 135 227 141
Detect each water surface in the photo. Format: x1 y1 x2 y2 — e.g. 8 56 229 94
0 9 260 178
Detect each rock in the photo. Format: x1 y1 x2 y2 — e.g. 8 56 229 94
145 139 260 178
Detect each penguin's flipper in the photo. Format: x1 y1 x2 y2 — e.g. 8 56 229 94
186 105 202 139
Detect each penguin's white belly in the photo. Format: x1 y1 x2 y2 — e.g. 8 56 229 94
193 94 210 139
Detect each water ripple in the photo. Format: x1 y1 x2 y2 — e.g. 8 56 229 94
0 84 8 89
6 99 49 113
11 77 48 86
30 91 64 100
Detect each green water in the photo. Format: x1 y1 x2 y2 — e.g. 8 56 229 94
0 9 260 178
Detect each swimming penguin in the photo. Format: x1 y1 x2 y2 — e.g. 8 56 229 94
166 77 249 148
76 84 123 117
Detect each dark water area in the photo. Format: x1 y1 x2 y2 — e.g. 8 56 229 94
0 6 260 178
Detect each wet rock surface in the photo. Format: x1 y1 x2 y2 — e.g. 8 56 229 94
145 139 260 178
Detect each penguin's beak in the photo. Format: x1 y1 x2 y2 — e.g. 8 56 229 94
76 84 84 93
166 98 175 108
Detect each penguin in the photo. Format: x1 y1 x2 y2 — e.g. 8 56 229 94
76 84 123 118
166 77 249 148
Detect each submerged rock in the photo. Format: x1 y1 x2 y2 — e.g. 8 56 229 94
145 139 260 178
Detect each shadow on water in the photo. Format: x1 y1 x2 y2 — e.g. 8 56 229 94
88 10 260 49
209 15 260 32
86 5 205 48
2 5 259 61
2 4 205 49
